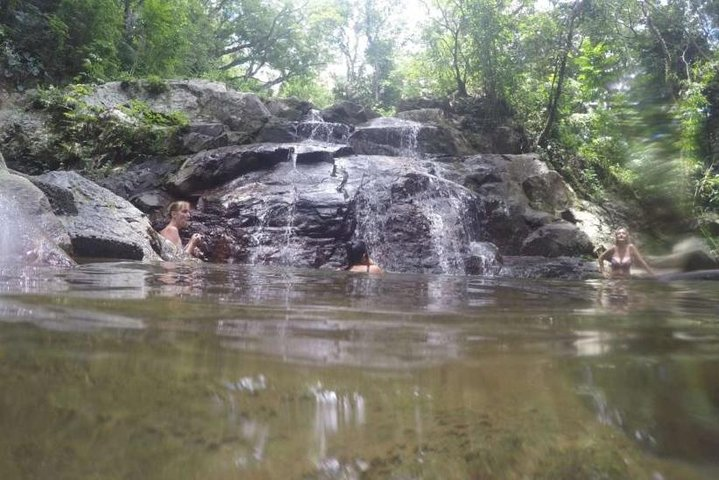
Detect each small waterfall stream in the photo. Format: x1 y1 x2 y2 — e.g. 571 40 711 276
296 110 351 144
249 149 303 266
348 156 483 274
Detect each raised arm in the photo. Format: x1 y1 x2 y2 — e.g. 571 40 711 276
597 247 614 275
630 244 655 277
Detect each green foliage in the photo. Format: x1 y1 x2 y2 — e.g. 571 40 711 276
278 76 334 108
118 100 189 127
143 75 169 95
30 84 186 172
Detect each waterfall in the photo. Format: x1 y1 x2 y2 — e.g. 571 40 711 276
247 164 302 266
349 157 481 274
280 184 299 266
415 177 474 273
0 196 23 264
399 121 421 158
0 192 49 265
296 110 351 144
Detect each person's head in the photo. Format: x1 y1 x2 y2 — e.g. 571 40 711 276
346 241 369 267
614 227 629 244
167 201 192 228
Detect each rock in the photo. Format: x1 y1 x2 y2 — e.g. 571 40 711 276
264 97 314 121
657 269 719 281
167 142 351 195
349 117 461 157
84 80 271 140
522 170 575 212
464 242 503 275
36 171 165 261
320 101 379 125
499 256 599 279
0 152 75 266
520 221 595 257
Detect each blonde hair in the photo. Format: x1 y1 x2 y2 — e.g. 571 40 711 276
167 200 191 218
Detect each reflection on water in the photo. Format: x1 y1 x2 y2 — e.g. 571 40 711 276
0 262 718 479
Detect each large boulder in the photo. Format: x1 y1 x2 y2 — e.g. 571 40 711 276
264 97 314 121
320 101 379 125
440 154 605 256
36 171 167 261
84 80 271 141
520 221 595 257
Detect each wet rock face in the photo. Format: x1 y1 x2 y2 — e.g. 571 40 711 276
349 117 462 157
189 154 488 273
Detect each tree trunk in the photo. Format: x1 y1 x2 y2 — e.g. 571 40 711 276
536 0 584 148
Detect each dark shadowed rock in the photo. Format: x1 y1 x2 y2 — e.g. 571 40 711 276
520 221 595 257
167 144 292 195
167 142 352 195
321 101 379 125
264 97 314 121
178 122 229 153
464 242 503 275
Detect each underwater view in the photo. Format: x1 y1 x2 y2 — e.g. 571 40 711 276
1 262 717 480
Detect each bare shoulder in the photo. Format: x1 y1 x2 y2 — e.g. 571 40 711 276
160 225 181 246
368 265 383 274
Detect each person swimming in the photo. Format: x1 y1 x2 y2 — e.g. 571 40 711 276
159 200 203 258
345 241 383 273
598 227 654 278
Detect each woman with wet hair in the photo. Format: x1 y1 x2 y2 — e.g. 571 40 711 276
345 240 383 273
598 227 654 278
160 200 203 258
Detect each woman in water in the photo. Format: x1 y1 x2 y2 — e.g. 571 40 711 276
598 227 654 278
160 201 203 258
345 241 383 273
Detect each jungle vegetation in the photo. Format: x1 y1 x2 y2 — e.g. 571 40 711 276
1 0 718 242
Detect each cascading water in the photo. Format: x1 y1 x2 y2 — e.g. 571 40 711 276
347 156 483 274
399 121 421 158
0 196 24 264
414 177 475 273
248 149 303 266
296 109 351 144
0 192 62 266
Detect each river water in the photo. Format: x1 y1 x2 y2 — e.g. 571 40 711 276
0 261 717 479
